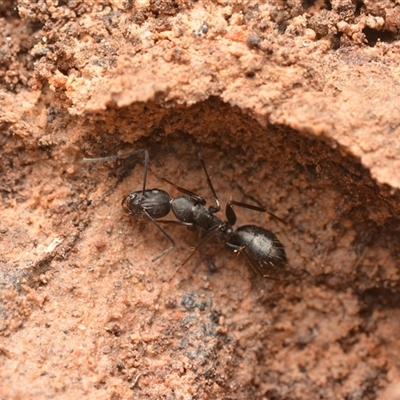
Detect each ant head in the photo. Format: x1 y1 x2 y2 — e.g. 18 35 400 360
122 192 145 219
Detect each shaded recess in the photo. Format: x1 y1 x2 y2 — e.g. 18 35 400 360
363 27 396 46
74 98 399 398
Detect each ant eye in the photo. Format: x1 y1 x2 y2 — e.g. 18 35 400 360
127 193 138 202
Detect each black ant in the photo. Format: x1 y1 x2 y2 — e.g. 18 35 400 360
83 149 286 278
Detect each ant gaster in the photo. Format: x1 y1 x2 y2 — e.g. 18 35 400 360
84 149 286 278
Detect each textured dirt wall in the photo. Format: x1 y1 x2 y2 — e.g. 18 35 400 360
1 1 400 399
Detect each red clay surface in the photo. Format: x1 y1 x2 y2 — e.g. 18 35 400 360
1 1 400 399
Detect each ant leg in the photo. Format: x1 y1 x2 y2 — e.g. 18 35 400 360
157 220 194 227
141 210 176 262
225 242 280 280
162 177 207 205
242 251 281 280
162 153 221 213
157 219 197 232
227 199 286 225
225 202 237 226
197 152 221 213
179 223 223 269
83 149 149 193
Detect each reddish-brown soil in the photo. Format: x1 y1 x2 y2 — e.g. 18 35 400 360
1 1 400 399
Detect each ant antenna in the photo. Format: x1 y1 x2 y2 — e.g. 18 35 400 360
227 199 286 225
197 152 221 213
83 149 149 193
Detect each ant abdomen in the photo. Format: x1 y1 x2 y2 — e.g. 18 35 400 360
225 225 287 277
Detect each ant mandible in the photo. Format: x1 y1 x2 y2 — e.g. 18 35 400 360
83 149 287 278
